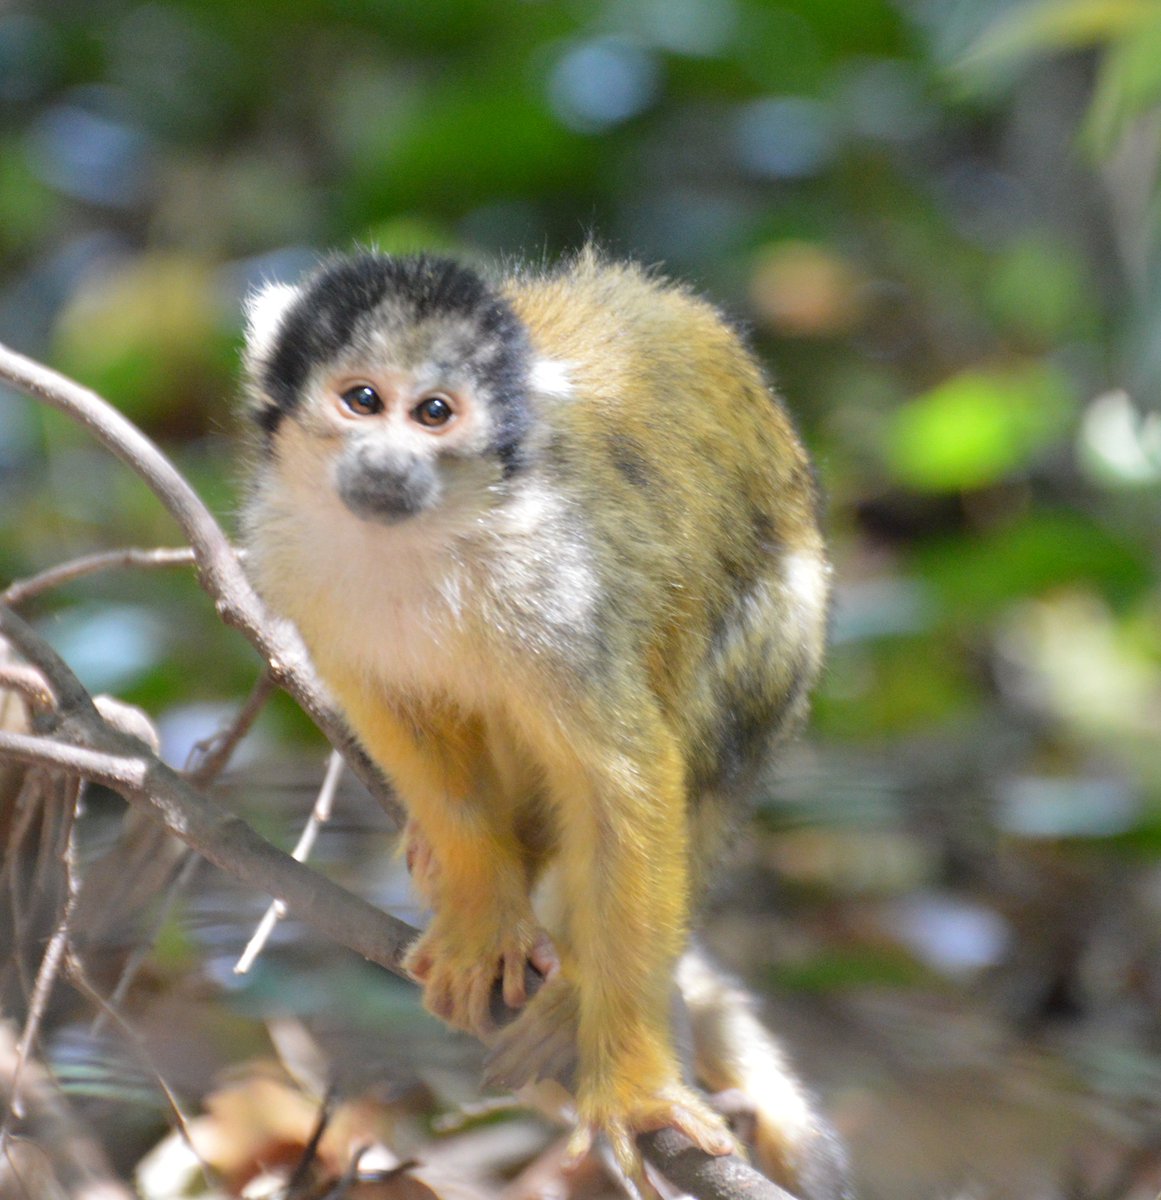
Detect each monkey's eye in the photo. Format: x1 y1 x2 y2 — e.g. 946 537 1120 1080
411 394 455 428
340 384 383 416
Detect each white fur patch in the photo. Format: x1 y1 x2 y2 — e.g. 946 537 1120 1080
783 551 829 617
243 282 300 368
529 357 574 398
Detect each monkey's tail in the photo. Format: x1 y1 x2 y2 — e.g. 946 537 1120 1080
677 945 855 1200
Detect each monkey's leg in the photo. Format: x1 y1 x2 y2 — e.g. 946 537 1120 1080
328 674 557 1036
678 947 853 1200
496 717 738 1179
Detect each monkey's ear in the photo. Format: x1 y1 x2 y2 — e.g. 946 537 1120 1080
242 282 299 374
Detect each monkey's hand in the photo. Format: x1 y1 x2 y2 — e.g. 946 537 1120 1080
404 911 559 1038
485 977 738 1182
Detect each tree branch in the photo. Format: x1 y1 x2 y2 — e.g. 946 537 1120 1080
0 340 402 828
185 668 276 785
1 546 196 608
0 663 55 714
234 748 344 975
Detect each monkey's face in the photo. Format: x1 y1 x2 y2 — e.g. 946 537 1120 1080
290 347 493 528
242 254 531 530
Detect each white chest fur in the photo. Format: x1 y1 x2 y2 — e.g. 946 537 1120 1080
246 468 494 705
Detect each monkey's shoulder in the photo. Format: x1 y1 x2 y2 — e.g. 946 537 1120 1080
505 254 748 383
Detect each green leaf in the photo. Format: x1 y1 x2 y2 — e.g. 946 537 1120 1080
961 0 1161 72
815 637 977 737
914 509 1153 621
985 235 1096 343
765 947 929 993
1082 16 1161 152
885 365 1072 492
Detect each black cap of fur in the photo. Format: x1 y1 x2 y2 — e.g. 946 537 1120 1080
255 253 531 475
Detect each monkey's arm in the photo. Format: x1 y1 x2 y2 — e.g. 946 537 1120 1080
325 666 557 1033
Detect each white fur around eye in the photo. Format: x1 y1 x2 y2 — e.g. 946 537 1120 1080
243 282 301 368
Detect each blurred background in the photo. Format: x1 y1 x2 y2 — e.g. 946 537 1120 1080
2 1 1161 1197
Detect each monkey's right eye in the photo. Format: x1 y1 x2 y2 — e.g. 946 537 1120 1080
340 384 384 416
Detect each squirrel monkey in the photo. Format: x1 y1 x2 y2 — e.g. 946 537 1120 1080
239 249 847 1196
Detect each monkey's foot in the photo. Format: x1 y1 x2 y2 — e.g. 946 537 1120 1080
404 917 559 1038
570 1081 740 1183
483 975 580 1091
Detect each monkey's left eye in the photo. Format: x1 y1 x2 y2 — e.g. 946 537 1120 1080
340 384 383 416
411 394 455 428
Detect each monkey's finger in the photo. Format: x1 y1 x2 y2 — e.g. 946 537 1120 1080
528 931 560 981
467 967 499 1037
502 953 528 1009
404 944 434 982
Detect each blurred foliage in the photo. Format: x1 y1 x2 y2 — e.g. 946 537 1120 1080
2 1 1161 1196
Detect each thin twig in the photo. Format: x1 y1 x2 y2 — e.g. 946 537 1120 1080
186 668 276 787
0 729 147 790
1 546 196 608
235 749 344 974
318 1145 372 1200
284 1085 338 1198
0 775 80 1146
0 1024 135 1200
65 948 216 1192
0 339 402 827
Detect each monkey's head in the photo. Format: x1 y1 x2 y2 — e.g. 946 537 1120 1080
242 253 532 526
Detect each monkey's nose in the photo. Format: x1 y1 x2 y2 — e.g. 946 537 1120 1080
335 443 440 523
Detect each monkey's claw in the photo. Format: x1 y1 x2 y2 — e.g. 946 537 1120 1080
404 918 558 1038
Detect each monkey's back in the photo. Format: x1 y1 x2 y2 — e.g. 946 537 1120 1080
504 253 829 843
